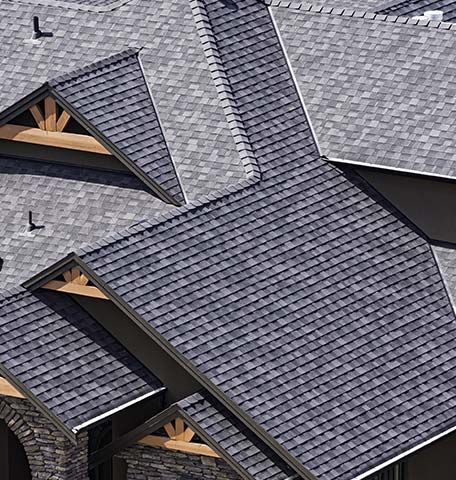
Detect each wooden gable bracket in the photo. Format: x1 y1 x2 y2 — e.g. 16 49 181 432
0 377 25 399
0 96 110 155
138 417 220 458
42 267 108 300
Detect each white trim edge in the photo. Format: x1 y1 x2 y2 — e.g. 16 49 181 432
71 387 166 433
329 156 456 183
269 6 323 157
351 423 456 480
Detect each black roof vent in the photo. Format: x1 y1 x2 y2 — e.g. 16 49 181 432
32 16 42 40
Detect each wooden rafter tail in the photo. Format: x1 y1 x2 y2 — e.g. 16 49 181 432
29 104 45 130
44 97 57 131
0 378 25 399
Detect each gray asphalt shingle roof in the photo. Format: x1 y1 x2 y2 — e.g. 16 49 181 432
377 0 456 22
0 287 163 432
432 244 456 308
0 0 248 292
74 1 456 479
49 49 185 204
0 155 172 291
179 392 297 480
0 0 245 199
269 2 456 179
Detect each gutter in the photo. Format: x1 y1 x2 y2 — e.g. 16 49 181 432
351 424 456 480
72 387 166 433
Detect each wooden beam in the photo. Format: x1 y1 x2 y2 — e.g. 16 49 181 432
29 104 45 130
139 435 220 458
42 280 108 300
182 427 195 443
44 97 57 131
0 378 25 399
56 110 71 132
163 422 175 438
0 124 111 155
174 418 185 440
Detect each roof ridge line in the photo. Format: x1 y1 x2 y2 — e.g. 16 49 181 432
77 174 259 258
189 0 262 180
266 0 456 30
48 48 139 86
13 0 134 13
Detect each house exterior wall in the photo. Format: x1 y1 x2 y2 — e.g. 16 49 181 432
0 395 89 480
356 166 456 243
117 444 241 480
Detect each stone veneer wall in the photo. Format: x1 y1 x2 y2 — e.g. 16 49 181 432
118 444 241 480
0 395 89 480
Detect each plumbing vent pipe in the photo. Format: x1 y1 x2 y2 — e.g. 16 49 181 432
32 16 42 39
424 10 444 21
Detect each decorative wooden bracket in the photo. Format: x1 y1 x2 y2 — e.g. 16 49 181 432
42 267 108 300
0 96 110 154
139 417 219 458
0 378 25 399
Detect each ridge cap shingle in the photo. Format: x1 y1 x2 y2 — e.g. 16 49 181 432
48 47 140 87
267 0 456 30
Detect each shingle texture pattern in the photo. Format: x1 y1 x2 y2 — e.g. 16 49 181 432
50 50 185 204
17 0 130 9
432 244 456 307
0 287 163 430
271 5 456 178
0 155 171 291
377 0 456 22
0 0 244 199
79 1 456 479
179 392 297 480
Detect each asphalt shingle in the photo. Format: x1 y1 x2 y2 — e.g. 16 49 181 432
76 1 456 479
50 49 185 203
0 287 163 431
179 391 297 480
270 3 456 179
377 0 456 22
0 155 171 291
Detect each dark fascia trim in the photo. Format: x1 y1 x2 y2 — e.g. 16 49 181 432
48 86 182 207
89 404 179 467
0 84 181 207
25 255 315 479
29 256 317 480
22 252 78 290
0 361 77 444
0 85 49 126
89 399 255 480
178 408 255 480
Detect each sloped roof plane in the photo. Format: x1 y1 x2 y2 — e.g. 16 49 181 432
65 1 456 479
0 49 185 205
268 2 456 180
0 0 246 200
49 49 186 204
0 286 165 439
